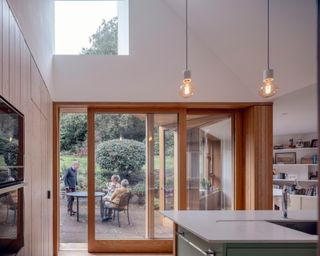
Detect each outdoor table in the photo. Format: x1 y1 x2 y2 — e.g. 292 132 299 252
66 191 105 222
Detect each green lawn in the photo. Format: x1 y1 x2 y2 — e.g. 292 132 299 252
60 155 88 175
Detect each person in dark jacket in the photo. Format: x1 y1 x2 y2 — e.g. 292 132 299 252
63 161 80 216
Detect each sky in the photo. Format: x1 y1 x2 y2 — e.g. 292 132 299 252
55 1 118 55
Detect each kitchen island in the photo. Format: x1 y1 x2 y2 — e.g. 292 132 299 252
161 210 317 256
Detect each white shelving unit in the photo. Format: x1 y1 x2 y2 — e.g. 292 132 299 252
272 146 318 211
273 147 318 181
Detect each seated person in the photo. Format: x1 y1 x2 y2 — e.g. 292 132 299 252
102 179 129 221
103 174 120 200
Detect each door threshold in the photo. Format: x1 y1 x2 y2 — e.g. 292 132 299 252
60 243 88 251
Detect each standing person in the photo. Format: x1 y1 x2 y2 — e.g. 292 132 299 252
63 160 80 216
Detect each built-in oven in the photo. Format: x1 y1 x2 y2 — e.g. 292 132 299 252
0 96 24 254
0 183 24 254
0 96 24 189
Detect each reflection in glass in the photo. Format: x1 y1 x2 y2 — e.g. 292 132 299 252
187 115 233 210
0 98 23 188
0 191 18 239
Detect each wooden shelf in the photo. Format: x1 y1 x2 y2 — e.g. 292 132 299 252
273 164 317 167
273 147 318 152
273 179 318 183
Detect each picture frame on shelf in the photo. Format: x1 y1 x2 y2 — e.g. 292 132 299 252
301 157 313 164
310 139 318 148
275 152 296 164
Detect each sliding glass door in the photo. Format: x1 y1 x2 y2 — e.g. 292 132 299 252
87 110 178 252
54 105 240 254
186 114 234 210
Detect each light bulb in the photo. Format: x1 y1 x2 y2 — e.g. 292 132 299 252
259 69 278 98
179 70 194 98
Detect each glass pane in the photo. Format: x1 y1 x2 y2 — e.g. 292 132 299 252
59 113 88 244
186 115 233 210
95 113 147 240
0 98 24 187
0 190 18 239
153 114 177 239
55 0 129 55
94 113 176 240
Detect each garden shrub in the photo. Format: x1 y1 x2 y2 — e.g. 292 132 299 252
96 139 145 185
131 182 146 205
60 113 87 153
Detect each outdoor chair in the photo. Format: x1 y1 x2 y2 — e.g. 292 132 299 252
103 191 131 227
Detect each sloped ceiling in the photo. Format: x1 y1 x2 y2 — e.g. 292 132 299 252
164 0 317 98
52 0 316 103
273 84 317 135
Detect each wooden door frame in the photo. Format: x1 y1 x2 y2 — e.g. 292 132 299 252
52 102 272 255
87 108 182 253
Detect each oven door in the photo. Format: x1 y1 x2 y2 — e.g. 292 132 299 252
0 183 24 254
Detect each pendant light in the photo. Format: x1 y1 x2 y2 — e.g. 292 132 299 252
179 0 194 98
259 0 278 98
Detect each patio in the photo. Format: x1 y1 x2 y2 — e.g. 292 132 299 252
60 196 173 243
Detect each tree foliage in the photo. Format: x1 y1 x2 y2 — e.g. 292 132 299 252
153 128 175 156
60 114 87 153
96 114 145 142
96 139 145 185
81 17 118 55
0 136 18 166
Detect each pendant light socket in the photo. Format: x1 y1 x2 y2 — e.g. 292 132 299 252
263 69 274 81
184 70 191 79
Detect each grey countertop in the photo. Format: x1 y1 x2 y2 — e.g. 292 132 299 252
161 210 317 243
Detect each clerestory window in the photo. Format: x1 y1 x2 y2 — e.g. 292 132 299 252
54 0 129 55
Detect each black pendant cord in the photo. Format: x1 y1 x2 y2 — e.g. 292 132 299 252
267 0 270 70
185 0 189 71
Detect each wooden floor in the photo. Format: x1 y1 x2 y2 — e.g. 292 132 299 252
59 252 172 256
59 244 173 256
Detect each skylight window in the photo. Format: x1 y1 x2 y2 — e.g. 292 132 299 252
54 1 129 55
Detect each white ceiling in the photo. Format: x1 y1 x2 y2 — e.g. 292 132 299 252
164 0 317 99
273 84 317 135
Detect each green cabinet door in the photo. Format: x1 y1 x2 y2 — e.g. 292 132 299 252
227 244 316 256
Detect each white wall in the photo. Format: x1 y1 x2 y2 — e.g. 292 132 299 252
274 132 318 146
7 0 54 93
4 0 316 103
52 0 316 102
52 0 254 102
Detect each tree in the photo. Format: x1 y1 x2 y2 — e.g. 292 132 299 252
95 114 145 142
96 139 145 185
60 114 87 153
153 128 175 156
81 17 118 55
